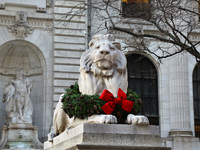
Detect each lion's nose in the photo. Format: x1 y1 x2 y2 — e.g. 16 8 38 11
99 50 110 55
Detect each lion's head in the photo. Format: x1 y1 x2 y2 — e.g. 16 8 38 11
80 34 127 77
79 34 128 96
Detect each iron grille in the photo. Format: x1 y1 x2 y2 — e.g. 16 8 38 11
193 63 200 138
127 54 159 125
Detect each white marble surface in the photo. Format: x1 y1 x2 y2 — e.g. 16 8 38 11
44 123 170 150
1 0 46 8
2 69 35 124
78 34 128 97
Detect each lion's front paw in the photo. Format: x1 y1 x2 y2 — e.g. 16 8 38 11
126 114 149 125
89 114 117 124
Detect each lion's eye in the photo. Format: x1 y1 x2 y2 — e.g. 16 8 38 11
96 45 100 49
109 46 115 50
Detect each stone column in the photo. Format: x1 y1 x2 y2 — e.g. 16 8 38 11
168 52 193 136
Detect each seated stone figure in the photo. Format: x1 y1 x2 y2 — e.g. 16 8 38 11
2 69 35 124
52 34 149 138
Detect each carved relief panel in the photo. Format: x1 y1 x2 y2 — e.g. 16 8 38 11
7 11 33 39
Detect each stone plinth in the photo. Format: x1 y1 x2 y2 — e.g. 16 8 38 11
0 123 43 150
165 136 200 150
44 123 171 150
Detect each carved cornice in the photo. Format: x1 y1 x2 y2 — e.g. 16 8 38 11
28 18 53 31
0 15 15 25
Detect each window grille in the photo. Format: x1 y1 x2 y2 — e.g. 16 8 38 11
193 63 200 138
127 54 159 125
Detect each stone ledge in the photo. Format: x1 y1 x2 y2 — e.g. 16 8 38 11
76 144 171 150
44 123 171 150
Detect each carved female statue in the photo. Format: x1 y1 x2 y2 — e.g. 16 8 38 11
2 69 35 124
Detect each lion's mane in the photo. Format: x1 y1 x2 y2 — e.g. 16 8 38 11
78 34 128 97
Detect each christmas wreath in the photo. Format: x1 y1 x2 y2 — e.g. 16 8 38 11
62 83 142 123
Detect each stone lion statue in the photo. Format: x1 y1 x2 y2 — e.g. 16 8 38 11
78 34 128 97
50 34 149 140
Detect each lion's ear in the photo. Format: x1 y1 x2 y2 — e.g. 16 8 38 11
89 40 94 48
113 42 121 50
80 49 92 72
89 35 99 48
116 51 127 73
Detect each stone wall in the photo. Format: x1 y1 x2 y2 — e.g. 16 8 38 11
53 0 86 108
0 76 12 133
0 0 54 142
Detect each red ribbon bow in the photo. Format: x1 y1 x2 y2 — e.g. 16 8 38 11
100 88 134 114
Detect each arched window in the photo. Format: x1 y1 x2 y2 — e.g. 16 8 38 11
127 54 159 125
193 63 200 138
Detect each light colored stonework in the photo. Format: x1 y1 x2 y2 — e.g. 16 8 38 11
0 1 199 150
78 34 128 97
2 69 35 124
52 34 149 137
0 2 54 141
44 123 171 150
7 11 33 39
0 123 43 149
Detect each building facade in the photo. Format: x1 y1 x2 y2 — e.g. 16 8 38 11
0 0 199 149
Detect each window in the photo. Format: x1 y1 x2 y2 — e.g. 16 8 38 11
127 54 158 125
122 0 151 20
193 63 200 138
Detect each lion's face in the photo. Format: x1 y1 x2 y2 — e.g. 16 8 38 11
90 40 120 71
80 34 126 76
79 34 128 96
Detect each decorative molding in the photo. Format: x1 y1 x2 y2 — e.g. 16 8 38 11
28 18 53 31
0 13 53 36
0 4 5 9
46 0 52 7
0 42 43 75
7 11 33 39
16 11 27 25
169 130 193 137
7 24 33 39
0 15 15 25
37 7 46 13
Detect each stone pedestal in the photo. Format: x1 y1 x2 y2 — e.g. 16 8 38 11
166 136 200 150
44 123 171 150
0 123 43 150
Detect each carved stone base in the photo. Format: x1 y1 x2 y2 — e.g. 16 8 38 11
0 123 43 150
44 123 171 150
166 136 200 150
169 129 193 137
6 111 32 124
